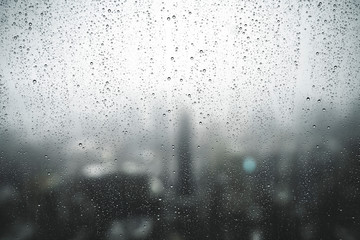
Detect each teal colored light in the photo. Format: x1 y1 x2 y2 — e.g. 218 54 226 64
243 157 256 173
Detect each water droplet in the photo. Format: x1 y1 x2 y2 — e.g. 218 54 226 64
317 99 321 103
322 108 326 112
79 143 82 147
167 17 170 21
313 125 316 128
306 97 310 101
327 126 331 129
47 172 51 176
32 79 37 84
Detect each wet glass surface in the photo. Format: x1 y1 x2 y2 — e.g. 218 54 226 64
0 0 359 239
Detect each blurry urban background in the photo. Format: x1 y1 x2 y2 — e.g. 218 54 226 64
0 0 359 239
0 105 360 240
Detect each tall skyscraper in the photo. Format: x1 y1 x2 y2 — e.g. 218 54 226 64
176 112 195 196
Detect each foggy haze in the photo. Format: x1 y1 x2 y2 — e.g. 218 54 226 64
0 0 359 239
1 0 359 145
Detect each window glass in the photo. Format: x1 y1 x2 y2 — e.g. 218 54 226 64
0 0 359 239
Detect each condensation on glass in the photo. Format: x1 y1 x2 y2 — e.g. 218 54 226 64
0 0 359 239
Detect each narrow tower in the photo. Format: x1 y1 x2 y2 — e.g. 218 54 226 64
176 112 195 196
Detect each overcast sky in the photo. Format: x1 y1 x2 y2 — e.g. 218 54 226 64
1 0 359 156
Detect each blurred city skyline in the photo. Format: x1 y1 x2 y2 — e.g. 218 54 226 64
1 0 359 239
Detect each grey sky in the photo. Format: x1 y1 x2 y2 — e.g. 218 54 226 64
1 0 359 155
